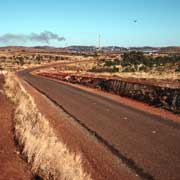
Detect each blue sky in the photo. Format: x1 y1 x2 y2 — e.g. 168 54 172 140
0 0 180 47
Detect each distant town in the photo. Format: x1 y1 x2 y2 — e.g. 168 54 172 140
1 45 180 55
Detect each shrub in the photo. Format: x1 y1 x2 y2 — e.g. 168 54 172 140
121 52 180 68
176 65 180 72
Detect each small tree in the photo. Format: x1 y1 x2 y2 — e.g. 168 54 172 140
55 56 59 61
121 51 147 66
18 56 25 66
35 55 42 64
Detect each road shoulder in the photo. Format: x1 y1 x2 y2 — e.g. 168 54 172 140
0 75 32 180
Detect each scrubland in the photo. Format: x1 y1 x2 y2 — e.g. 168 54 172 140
0 47 93 72
49 52 180 81
1 48 180 179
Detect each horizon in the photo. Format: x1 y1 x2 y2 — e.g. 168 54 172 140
0 0 180 47
1 45 180 49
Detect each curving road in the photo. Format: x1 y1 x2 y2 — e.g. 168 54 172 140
18 66 180 180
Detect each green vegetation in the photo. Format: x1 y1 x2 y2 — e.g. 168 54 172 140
0 54 67 72
16 56 25 66
103 59 121 67
90 51 180 73
121 52 180 67
35 55 42 64
176 65 180 72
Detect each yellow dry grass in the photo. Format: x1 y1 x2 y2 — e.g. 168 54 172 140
101 72 180 80
4 73 92 180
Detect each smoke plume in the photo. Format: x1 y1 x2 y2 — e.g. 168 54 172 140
0 31 66 44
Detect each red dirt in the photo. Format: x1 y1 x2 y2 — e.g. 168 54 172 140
38 71 180 89
0 75 32 180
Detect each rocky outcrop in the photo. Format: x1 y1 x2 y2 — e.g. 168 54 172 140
37 72 180 113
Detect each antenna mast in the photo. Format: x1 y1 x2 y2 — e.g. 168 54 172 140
98 34 101 50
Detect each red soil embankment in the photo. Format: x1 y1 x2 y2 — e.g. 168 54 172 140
0 75 32 180
37 72 180 113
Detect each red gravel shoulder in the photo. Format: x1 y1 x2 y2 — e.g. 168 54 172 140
0 75 32 180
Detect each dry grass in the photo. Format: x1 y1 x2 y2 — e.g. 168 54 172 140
42 67 180 81
4 73 91 180
66 61 95 71
51 57 180 81
94 71 180 80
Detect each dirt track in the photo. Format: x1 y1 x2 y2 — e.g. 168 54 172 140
0 75 32 180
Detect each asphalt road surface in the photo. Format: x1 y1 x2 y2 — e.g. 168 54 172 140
18 68 180 180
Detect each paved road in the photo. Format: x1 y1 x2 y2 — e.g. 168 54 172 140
18 68 180 180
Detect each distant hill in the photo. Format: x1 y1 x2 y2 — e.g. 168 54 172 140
159 46 180 54
0 45 180 54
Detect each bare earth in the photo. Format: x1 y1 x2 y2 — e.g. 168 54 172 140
0 75 32 180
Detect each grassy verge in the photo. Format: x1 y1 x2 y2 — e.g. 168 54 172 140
4 73 91 180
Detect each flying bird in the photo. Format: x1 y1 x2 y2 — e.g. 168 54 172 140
133 20 138 23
